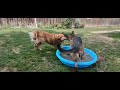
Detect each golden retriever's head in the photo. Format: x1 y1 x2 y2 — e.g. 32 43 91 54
60 34 67 41
55 33 67 42
64 31 75 41
60 31 75 42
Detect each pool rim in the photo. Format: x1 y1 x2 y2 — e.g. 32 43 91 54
56 46 98 68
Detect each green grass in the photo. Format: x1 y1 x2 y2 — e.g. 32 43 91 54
0 26 120 72
105 32 120 40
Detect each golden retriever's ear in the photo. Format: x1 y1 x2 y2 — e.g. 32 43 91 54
71 31 74 37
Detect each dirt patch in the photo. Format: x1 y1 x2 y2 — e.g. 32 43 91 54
96 35 113 43
46 51 51 53
42 57 47 61
84 34 114 45
18 45 23 48
12 47 20 54
92 30 120 34
116 57 120 63
0 67 17 72
0 40 4 45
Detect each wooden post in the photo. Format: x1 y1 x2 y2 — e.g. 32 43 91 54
96 18 99 27
0 18 2 26
34 18 38 28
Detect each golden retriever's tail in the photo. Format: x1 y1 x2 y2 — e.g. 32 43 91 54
28 32 36 42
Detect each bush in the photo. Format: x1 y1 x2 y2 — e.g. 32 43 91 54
38 22 44 28
80 24 85 28
61 18 72 29
74 22 80 28
74 18 85 29
74 23 85 29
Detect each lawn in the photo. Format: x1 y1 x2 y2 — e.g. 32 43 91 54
0 26 120 72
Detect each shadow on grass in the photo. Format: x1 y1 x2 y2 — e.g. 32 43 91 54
103 31 120 39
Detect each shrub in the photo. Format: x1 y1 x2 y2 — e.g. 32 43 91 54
74 23 85 29
61 18 72 29
74 22 80 28
80 24 85 28
37 22 44 28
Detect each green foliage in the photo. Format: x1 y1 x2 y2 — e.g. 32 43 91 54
61 18 72 29
74 18 85 29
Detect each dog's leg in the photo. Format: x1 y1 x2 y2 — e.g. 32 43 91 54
70 53 79 72
34 42 42 51
34 43 39 51
74 60 79 72
80 53 84 60
79 47 84 60
72 53 77 62
70 67 78 72
54 44 58 49
38 43 42 50
38 42 42 50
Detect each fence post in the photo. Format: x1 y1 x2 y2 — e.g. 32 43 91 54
96 18 99 27
0 18 2 26
34 18 38 28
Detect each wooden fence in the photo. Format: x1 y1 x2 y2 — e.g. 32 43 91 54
0 18 120 27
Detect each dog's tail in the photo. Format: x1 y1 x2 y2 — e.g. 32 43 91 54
57 44 79 53
28 32 33 36
28 32 36 42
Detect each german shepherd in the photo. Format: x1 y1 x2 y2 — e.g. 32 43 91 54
28 30 67 50
57 31 84 72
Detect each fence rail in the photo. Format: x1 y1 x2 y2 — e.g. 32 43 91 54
0 18 120 27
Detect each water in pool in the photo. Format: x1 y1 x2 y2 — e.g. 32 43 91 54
60 52 93 62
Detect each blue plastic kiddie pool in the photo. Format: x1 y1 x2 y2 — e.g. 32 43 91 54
56 46 98 68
